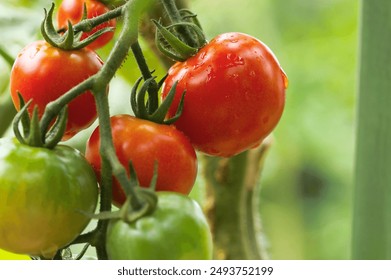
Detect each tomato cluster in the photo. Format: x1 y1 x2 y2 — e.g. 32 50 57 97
1 0 287 261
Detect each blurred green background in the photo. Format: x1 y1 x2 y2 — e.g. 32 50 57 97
0 0 358 259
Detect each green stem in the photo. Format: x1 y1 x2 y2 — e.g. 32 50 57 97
73 5 123 34
160 0 198 47
92 89 113 260
203 140 271 260
130 41 160 114
352 0 391 260
40 79 94 136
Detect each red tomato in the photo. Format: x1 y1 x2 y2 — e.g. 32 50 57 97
162 32 287 157
10 40 104 140
57 0 116 50
85 115 198 207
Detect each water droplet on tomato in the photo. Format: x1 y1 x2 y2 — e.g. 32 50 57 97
225 53 245 68
206 65 216 82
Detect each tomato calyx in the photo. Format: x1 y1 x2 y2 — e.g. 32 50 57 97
42 3 117 50
85 162 159 224
13 94 68 149
152 12 207 62
130 75 185 124
86 188 158 224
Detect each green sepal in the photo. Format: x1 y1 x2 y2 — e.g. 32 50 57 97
179 9 203 30
119 161 159 223
44 106 68 149
78 162 160 225
163 87 186 125
153 19 199 61
151 81 185 124
13 96 32 145
130 76 185 125
130 76 143 117
41 3 114 50
11 94 68 149
28 106 45 147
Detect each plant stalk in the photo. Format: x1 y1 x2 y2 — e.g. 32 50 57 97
203 139 272 260
130 41 160 113
160 0 198 47
352 0 391 259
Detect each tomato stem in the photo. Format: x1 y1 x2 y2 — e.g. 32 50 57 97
352 0 391 259
130 41 160 114
72 5 123 34
89 0 157 258
160 0 198 47
203 140 272 260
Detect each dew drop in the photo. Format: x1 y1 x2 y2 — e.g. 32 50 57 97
225 53 245 67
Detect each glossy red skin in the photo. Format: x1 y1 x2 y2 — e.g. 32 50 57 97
57 0 116 50
10 40 104 140
85 115 198 207
162 32 287 157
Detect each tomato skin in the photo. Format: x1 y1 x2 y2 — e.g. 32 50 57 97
10 40 104 140
0 138 98 258
162 32 287 157
106 192 213 260
57 0 116 50
85 115 198 207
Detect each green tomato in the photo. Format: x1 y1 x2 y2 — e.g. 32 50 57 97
106 192 213 260
0 138 98 259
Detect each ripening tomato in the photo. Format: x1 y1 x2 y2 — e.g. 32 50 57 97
162 32 287 157
0 138 98 259
106 192 213 260
10 40 104 140
85 115 198 207
57 0 116 50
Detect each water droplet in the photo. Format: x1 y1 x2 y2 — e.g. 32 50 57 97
193 62 204 70
206 65 215 82
225 53 244 68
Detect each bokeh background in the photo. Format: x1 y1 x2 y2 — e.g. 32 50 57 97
0 0 359 259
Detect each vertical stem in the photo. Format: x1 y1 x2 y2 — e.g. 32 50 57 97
352 0 391 259
130 41 160 113
203 140 271 260
160 0 198 47
92 89 113 260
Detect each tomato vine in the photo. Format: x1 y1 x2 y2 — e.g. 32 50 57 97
0 0 287 260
